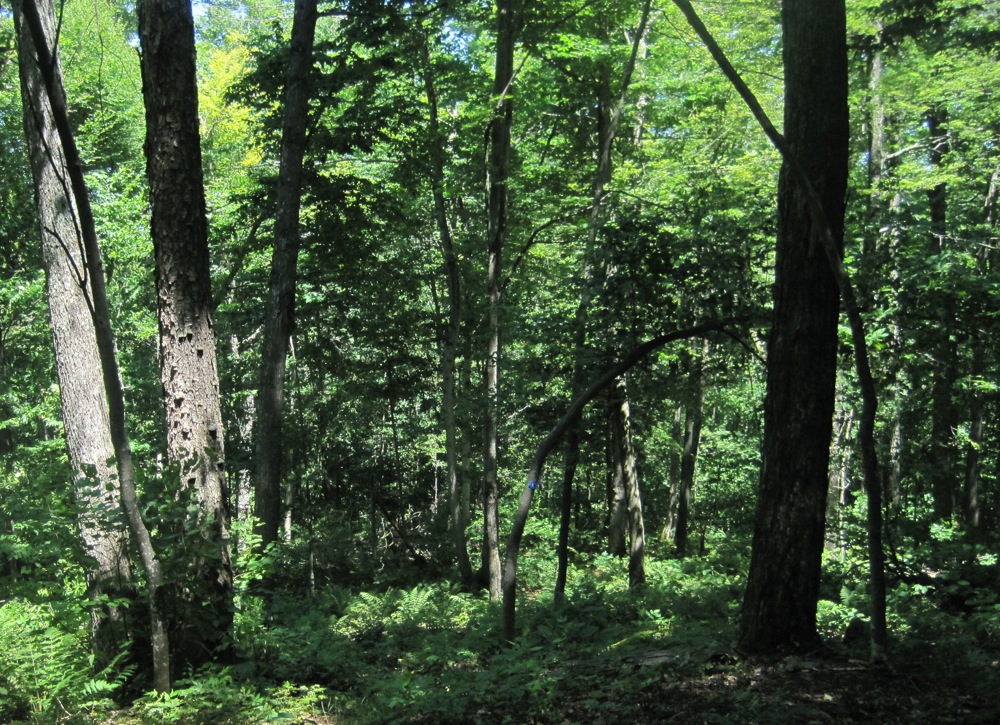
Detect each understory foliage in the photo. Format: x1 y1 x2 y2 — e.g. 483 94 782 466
4 522 996 723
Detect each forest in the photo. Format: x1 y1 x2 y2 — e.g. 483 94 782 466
1 0 999 721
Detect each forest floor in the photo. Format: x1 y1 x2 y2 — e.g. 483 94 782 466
621 652 1000 724
91 537 1000 724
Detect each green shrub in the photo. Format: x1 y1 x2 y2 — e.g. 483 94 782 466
132 666 327 724
0 598 128 723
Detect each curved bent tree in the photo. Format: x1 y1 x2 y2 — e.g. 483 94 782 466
502 319 744 642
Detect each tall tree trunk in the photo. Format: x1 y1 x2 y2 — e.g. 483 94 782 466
14 0 130 657
737 0 849 655
420 31 473 585
16 0 170 691
554 427 579 601
139 0 233 667
253 0 319 549
925 107 959 521
866 37 905 517
964 168 998 529
482 0 518 601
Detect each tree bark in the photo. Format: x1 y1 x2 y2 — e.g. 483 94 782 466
14 0 131 656
674 0 886 663
735 0 849 655
139 0 233 667
482 0 518 601
16 0 170 691
253 0 319 549
662 404 684 541
606 394 628 557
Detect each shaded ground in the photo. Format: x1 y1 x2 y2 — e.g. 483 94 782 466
551 650 1000 725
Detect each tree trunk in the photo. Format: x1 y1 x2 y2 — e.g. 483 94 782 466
925 107 959 521
737 0 849 655
16 0 170 691
676 348 706 557
554 427 579 601
14 0 131 657
482 0 518 601
610 377 645 589
964 168 998 529
139 0 233 667
606 396 628 557
253 0 319 549
420 31 473 586
557 0 653 574
662 404 684 541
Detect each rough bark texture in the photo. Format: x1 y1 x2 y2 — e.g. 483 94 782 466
483 0 517 601
14 0 130 654
139 0 232 667
253 0 318 548
738 0 849 655
16 0 170 691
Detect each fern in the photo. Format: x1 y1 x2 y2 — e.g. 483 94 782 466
0 598 128 722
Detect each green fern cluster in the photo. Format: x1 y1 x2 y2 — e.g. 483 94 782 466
0 599 130 723
133 666 328 724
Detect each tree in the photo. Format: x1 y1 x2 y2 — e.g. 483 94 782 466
737 0 849 654
13 0 130 655
14 0 170 691
138 0 233 666
253 0 319 549
482 0 519 600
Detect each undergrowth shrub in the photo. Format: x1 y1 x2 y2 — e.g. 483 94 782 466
0 598 129 723
133 666 327 724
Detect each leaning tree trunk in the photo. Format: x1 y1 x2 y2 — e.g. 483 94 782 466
16 0 170 691
253 0 319 549
482 0 518 601
734 0 849 655
502 320 740 642
139 0 233 669
14 0 131 657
